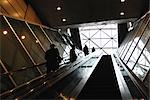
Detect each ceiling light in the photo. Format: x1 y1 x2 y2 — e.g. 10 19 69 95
21 35 26 40
62 18 66 22
3 30 8 35
121 0 125 2
57 7 61 10
120 12 125 15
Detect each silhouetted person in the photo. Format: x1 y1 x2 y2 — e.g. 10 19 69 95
92 47 95 52
70 45 77 62
83 45 89 56
45 44 61 73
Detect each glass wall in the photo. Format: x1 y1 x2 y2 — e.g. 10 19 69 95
7 17 45 64
120 17 146 60
28 24 50 51
79 24 118 55
117 12 150 84
0 15 70 94
133 40 150 81
0 17 34 71
123 17 148 65
43 28 68 59
0 74 15 93
12 67 40 85
127 25 149 69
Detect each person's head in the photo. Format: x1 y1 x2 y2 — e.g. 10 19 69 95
50 44 55 49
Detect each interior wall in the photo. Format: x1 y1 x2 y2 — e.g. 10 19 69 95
118 23 128 47
0 0 41 24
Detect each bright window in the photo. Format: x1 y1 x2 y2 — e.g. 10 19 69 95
79 24 118 55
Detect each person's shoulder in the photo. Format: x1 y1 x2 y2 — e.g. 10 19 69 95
54 48 58 51
46 49 50 52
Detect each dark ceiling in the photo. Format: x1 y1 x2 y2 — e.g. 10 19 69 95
27 0 148 28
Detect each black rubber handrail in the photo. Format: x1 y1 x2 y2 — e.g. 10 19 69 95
0 61 67 76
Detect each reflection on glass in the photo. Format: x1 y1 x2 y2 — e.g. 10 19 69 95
28 24 50 50
0 74 15 93
133 40 150 81
7 17 45 64
1 17 33 71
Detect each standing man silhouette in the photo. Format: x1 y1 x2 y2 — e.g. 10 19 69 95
83 45 89 56
70 45 77 62
45 44 61 74
92 47 95 52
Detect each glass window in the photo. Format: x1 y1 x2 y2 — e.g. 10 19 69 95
79 24 118 55
7 17 45 64
44 28 65 44
121 17 145 60
123 16 148 63
55 43 66 58
0 74 15 93
0 16 34 71
133 40 150 81
123 37 140 64
12 67 40 85
119 32 133 57
28 24 50 51
43 28 57 42
127 24 149 69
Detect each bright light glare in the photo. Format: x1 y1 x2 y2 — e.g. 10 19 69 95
21 35 26 40
121 0 125 2
3 30 8 35
62 18 66 22
120 12 125 15
57 7 61 10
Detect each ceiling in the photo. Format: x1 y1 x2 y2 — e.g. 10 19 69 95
27 0 148 28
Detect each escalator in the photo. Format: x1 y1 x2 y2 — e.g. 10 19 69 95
78 55 122 99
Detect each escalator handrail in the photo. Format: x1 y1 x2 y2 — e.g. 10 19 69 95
0 61 65 97
111 54 132 100
0 56 84 98
0 62 46 76
0 61 65 76
115 54 149 98
15 54 95 99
